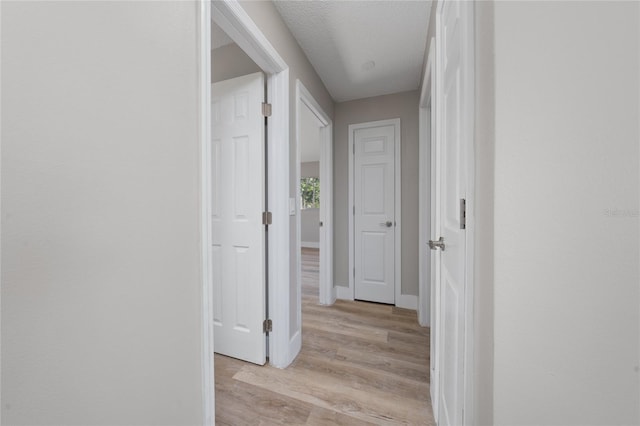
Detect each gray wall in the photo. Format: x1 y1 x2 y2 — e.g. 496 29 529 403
334 91 420 296
301 161 320 178
1 2 203 424
301 209 320 244
301 161 320 244
491 1 639 424
238 0 335 340
473 2 495 425
212 42 261 83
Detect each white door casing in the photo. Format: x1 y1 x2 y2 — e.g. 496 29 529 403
318 121 334 306
434 0 475 424
353 120 399 304
419 35 439 420
430 90 442 422
198 1 214 422
211 72 266 365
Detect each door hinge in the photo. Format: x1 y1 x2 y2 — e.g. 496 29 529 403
460 198 466 230
262 211 272 225
263 319 272 333
353 205 355 215
262 102 272 117
353 267 355 278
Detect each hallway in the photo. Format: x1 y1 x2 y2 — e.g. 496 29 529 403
215 248 434 425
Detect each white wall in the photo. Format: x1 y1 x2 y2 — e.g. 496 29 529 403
492 2 639 424
334 91 420 296
1 2 203 424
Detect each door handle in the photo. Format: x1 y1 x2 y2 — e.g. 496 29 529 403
428 237 445 251
379 221 393 228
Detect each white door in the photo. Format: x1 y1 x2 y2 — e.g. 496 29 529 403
433 0 471 424
353 121 398 304
211 72 266 365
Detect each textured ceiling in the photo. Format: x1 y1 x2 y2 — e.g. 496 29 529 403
274 0 432 102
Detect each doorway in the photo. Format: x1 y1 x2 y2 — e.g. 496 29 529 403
203 2 293 420
347 119 402 305
296 81 334 308
206 0 292 391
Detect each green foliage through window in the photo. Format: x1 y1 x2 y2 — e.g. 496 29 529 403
300 177 320 209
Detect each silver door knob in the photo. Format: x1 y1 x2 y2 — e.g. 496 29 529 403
379 221 393 227
428 237 445 251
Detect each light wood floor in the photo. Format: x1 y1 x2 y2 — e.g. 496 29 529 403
215 248 434 425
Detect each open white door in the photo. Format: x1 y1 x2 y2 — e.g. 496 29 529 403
353 120 399 304
211 72 266 365
431 0 473 424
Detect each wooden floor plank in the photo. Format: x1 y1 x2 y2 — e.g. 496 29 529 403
303 316 389 343
302 327 428 366
305 407 377 426
215 379 312 425
215 248 434 425
335 347 430 383
233 363 430 425
291 351 430 402
303 303 428 335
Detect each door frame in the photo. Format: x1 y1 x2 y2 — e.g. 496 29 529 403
460 1 476 420
418 36 435 328
197 1 213 423
295 80 335 307
420 36 440 419
345 119 403 306
200 1 292 422
211 0 291 369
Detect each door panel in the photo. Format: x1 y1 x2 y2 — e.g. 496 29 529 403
436 0 469 424
211 72 266 365
354 124 396 304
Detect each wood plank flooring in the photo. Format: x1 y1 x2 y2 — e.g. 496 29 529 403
215 248 434 425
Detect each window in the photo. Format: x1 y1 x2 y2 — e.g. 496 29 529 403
300 177 320 209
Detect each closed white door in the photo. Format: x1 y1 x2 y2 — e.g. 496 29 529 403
435 0 470 424
353 121 398 304
211 72 266 365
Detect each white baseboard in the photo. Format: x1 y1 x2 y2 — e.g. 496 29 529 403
301 241 319 249
396 294 418 310
336 285 352 300
285 330 301 368
336 285 417 311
